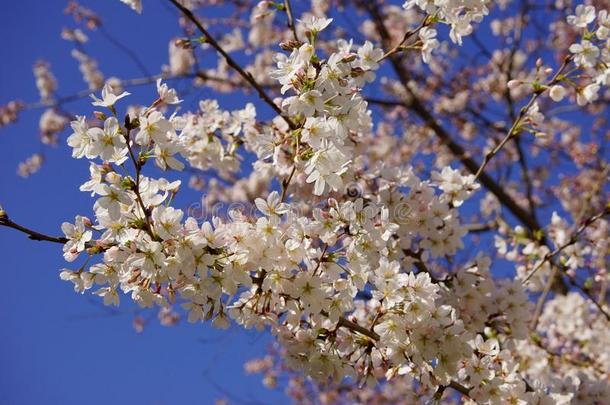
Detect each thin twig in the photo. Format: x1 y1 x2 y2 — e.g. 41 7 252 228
530 267 557 330
280 166 296 202
283 0 300 43
474 56 572 180
377 15 430 62
24 71 279 111
568 277 610 321
333 315 473 398
168 0 297 130
523 206 610 284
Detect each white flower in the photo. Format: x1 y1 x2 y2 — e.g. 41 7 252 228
88 117 127 162
60 269 94 293
289 271 327 314
156 78 182 105
285 90 325 117
61 215 93 261
67 116 94 159
298 16 332 34
91 83 130 108
569 40 599 68
154 141 184 171
120 0 142 13
357 41 384 71
304 141 351 195
419 27 439 64
597 10 610 39
473 335 499 356
95 184 133 220
269 44 312 93
576 83 600 105
152 205 183 240
255 191 289 217
135 110 174 145
432 166 479 206
548 85 567 102
567 5 595 28
94 287 120 306
595 67 610 86
127 239 165 279
301 116 331 148
449 17 474 45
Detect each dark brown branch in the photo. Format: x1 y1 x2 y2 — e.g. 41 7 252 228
168 0 297 130
448 381 471 397
283 0 300 43
337 316 379 340
0 215 68 244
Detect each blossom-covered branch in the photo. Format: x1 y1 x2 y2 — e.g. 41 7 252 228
1 0 609 403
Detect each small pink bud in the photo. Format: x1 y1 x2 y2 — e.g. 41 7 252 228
507 80 521 89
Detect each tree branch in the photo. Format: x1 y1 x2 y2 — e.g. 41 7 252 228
167 0 297 130
474 56 572 180
523 206 610 284
0 214 68 244
283 0 300 43
361 0 546 238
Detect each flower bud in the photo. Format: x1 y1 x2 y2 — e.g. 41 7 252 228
279 40 301 51
549 85 566 102
507 80 521 89
174 38 193 49
93 111 106 121
82 216 93 227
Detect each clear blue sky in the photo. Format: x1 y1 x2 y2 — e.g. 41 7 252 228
0 1 284 404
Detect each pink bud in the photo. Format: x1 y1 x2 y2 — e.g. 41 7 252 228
507 80 521 89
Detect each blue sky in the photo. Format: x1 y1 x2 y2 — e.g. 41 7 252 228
0 1 284 404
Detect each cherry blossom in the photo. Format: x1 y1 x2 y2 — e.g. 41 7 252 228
1 1 609 403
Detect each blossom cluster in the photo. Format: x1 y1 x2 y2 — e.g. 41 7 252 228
1 1 608 403
53 16 519 399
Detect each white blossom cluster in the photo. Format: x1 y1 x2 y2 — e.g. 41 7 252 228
516 293 610 404
55 16 510 397
23 3 605 403
270 20 380 195
33 60 57 102
551 5 610 105
402 0 491 45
